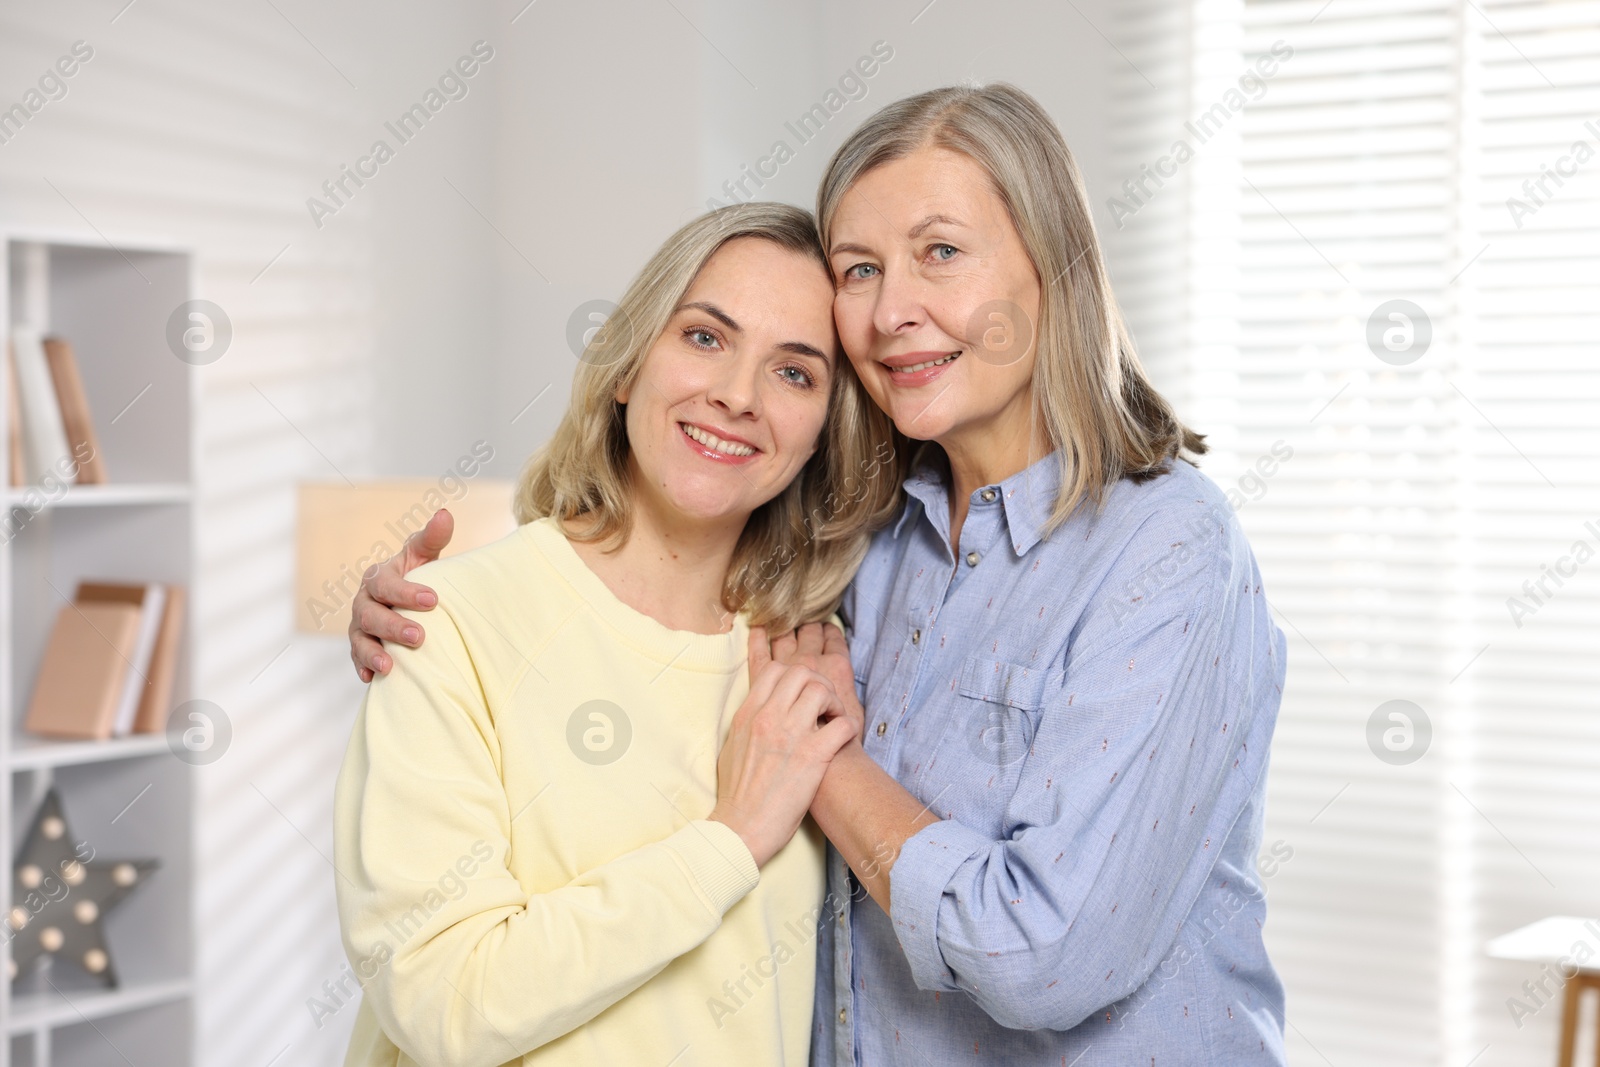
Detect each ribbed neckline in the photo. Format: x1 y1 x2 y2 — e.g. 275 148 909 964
519 517 750 672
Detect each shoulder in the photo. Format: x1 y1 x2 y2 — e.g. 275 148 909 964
1087 460 1241 565
396 519 574 644
1063 461 1257 625
403 521 537 593
1104 457 1231 531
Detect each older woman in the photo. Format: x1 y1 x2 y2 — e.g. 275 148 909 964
351 85 1287 1066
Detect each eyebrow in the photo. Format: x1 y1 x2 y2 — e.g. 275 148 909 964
676 301 832 364
829 213 968 258
680 301 739 331
778 340 831 362
907 213 965 239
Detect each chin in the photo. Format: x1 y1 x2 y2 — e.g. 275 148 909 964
660 479 762 525
883 401 962 443
865 378 975 445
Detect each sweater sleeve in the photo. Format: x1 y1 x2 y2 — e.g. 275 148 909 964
333 595 759 1067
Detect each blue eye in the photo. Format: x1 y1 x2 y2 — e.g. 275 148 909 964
778 364 816 388
931 244 958 261
686 328 719 349
844 263 879 281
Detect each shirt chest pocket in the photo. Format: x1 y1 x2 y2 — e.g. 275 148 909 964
952 655 1064 773
906 656 1063 831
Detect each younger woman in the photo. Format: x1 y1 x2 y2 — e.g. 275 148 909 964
333 202 897 1066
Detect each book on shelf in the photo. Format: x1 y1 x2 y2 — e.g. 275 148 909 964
43 336 107 484
24 580 186 742
8 326 70 487
79 582 168 736
134 582 185 734
6 326 106 488
23 601 140 740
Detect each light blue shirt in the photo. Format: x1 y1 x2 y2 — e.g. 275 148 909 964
812 448 1288 1065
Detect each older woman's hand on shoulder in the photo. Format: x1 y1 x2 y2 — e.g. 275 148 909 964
347 509 453 681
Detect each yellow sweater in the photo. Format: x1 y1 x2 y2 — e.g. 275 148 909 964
334 518 825 1066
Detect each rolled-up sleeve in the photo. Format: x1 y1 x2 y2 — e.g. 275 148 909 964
887 513 1282 1031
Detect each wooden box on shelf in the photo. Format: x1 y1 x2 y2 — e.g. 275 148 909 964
1 232 197 1067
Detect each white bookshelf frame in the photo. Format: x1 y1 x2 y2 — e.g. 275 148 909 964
0 230 198 1067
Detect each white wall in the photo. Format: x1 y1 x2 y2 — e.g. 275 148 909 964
815 0 1117 215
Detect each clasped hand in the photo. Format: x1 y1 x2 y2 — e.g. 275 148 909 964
708 623 862 868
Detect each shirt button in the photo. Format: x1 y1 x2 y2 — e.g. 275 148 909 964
875 721 887 737
839 1007 848 1024
966 551 981 567
980 489 997 502
911 628 921 645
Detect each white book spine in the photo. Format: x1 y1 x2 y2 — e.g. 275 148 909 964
113 583 167 736
10 325 74 484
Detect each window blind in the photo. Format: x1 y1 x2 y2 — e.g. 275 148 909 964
1461 1 1600 1063
1109 1 1600 1063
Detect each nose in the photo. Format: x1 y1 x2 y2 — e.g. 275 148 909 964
871 260 928 338
705 351 761 420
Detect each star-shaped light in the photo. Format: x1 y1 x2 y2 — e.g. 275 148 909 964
8 789 158 987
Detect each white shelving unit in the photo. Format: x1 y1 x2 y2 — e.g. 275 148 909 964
0 233 197 1066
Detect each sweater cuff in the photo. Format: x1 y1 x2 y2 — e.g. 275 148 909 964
669 820 760 915
888 818 991 992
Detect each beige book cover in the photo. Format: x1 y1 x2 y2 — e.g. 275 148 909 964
24 601 142 740
42 336 107 484
76 581 165 736
133 584 186 734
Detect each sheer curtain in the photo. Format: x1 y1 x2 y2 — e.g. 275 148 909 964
1107 2 1600 1063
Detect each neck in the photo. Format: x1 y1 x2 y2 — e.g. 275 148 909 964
566 475 748 635
940 413 1053 551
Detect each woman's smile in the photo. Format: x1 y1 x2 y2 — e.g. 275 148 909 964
678 419 761 462
880 349 962 387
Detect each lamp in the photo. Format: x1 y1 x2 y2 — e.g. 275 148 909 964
294 479 517 633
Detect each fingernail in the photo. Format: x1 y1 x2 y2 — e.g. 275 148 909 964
376 655 390 672
417 592 437 607
403 627 420 643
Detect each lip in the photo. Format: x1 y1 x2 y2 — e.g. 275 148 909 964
880 350 961 388
678 420 762 464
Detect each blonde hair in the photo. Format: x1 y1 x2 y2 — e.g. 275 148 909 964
515 202 902 629
817 83 1205 532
